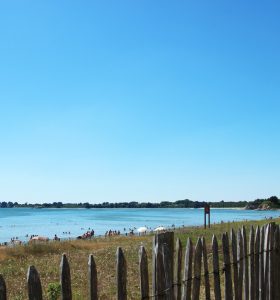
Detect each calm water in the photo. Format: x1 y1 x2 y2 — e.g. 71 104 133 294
0 208 279 243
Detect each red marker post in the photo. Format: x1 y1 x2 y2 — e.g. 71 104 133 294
204 203 210 229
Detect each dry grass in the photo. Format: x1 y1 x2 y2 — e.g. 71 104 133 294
0 217 279 299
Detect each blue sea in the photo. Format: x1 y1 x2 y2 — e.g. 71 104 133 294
0 208 279 243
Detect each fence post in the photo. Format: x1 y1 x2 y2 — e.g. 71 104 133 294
60 254 72 300
222 232 233 300
273 225 279 300
231 229 238 300
201 237 210 300
139 246 149 300
254 226 260 300
88 254 98 300
191 238 202 300
174 238 182 300
27 266 43 300
249 226 255 300
0 274 7 300
278 225 280 292
153 232 174 300
242 226 249 300
237 229 244 300
212 235 221 300
182 238 193 300
259 225 265 300
269 222 275 300
116 247 127 300
154 244 166 300
264 224 270 299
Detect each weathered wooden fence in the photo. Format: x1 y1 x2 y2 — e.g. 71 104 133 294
0 222 279 299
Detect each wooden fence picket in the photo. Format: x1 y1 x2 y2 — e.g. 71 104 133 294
182 238 193 300
0 274 7 300
249 226 255 300
154 244 166 300
268 223 275 300
60 254 72 300
242 226 249 300
259 225 265 300
254 226 260 300
212 235 221 300
191 238 202 300
174 238 182 300
222 232 233 300
202 237 211 300
116 247 127 300
88 254 98 300
273 225 279 300
27 265 43 300
231 229 238 300
139 246 149 300
263 224 270 299
237 229 244 300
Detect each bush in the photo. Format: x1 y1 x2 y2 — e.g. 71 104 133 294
47 282 61 300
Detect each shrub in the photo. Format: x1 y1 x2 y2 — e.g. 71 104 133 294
47 282 61 300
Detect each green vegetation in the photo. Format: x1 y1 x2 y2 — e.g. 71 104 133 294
0 196 278 209
245 196 280 210
47 282 61 300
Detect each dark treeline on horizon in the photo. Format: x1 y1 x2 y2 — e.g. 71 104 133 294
0 196 278 209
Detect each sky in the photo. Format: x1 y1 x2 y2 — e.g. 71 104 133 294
0 1 279 204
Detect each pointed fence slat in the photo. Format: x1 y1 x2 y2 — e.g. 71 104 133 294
249 226 255 300
273 225 279 300
202 237 211 300
182 238 193 300
242 226 249 300
254 226 260 300
60 254 72 300
268 223 275 300
174 238 182 300
27 266 43 300
237 229 244 300
191 238 202 300
0 275 7 300
155 244 166 300
212 235 221 300
139 246 149 300
263 224 270 299
259 225 265 300
231 229 238 300
153 232 174 300
88 254 98 300
222 232 233 300
116 247 127 300
278 225 280 291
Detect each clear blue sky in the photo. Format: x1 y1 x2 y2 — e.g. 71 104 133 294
0 1 279 204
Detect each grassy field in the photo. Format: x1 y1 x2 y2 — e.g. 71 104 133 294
0 217 279 299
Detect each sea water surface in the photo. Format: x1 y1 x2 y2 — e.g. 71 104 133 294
0 208 279 243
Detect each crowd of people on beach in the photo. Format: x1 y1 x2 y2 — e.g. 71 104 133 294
77 229 95 239
1 216 278 247
105 229 121 237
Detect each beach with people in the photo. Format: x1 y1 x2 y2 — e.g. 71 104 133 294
1 207 279 246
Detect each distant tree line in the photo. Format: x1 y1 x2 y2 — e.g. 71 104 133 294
0 197 274 209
